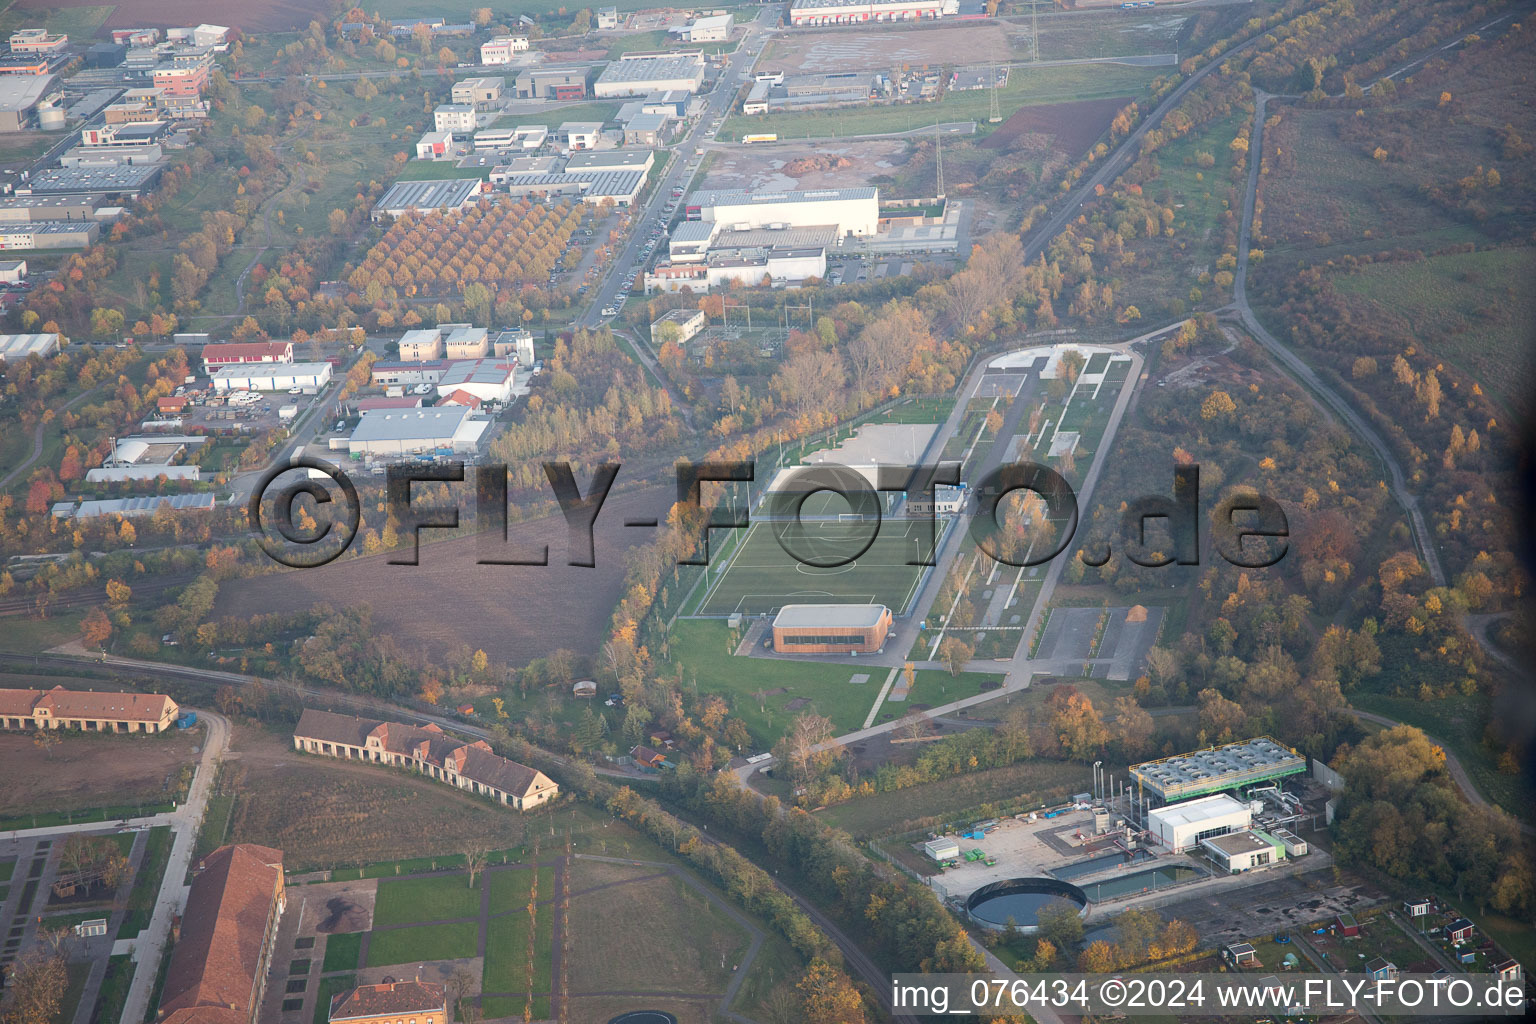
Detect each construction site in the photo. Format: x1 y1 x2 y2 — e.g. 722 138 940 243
907 738 1334 933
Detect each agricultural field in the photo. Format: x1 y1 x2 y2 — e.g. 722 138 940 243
15 0 317 34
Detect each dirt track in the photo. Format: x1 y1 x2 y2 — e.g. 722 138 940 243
981 95 1135 156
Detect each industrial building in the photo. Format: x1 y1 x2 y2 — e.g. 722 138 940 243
493 329 536 363
1201 830 1285 873
210 361 332 392
593 53 707 98
200 340 293 373
564 149 655 174
744 70 887 114
924 837 959 862
85 435 207 483
451 76 504 108
0 332 60 362
1146 793 1252 853
1129 737 1308 804
415 130 453 160
622 111 668 146
687 187 879 237
670 13 734 43
371 178 481 221
443 325 489 359
0 194 107 222
0 259 24 283
0 74 59 132
8 29 69 55
494 167 646 207
480 35 530 64
371 360 447 387
513 67 588 101
437 359 518 404
771 603 892 654
346 406 489 456
475 125 546 151
558 121 604 149
52 493 218 520
788 0 958 27
651 308 707 345
18 164 162 196
0 220 99 250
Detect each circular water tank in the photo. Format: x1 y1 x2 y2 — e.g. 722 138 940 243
37 107 66 130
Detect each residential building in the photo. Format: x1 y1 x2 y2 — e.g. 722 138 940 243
415 130 453 160
200 340 294 373
451 76 504 108
593 52 707 98
8 29 69 55
396 329 445 361
558 121 604 150
630 744 667 769
433 103 477 135
158 844 286 1024
670 13 733 43
493 329 535 363
480 35 530 64
0 220 99 250
442 325 489 359
0 686 179 732
788 0 958 28
293 709 559 810
371 178 481 221
513 67 587 100
771 603 892 654
209 362 332 392
346 406 489 456
651 308 706 345
329 980 447 1024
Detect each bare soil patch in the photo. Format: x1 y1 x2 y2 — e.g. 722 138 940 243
981 95 1133 157
20 0 324 34
0 728 198 817
318 894 371 934
214 487 672 666
700 139 909 193
225 725 532 871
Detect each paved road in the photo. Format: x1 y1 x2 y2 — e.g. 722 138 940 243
0 386 103 493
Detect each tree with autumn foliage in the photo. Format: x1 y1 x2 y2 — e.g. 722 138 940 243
796 959 864 1024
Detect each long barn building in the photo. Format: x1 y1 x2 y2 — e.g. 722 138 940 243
789 0 958 28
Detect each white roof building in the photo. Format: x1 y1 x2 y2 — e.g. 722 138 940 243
53 493 217 520
437 359 517 404
593 53 707 98
0 333 61 362
347 407 489 456
209 362 333 392
688 186 879 237
1147 794 1252 853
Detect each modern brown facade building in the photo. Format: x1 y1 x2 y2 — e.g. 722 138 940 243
293 709 559 810
771 603 892 654
0 686 179 733
157 844 286 1024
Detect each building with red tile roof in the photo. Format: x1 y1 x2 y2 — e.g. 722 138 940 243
293 709 558 810
0 686 178 733
200 340 294 374
329 979 447 1023
157 844 286 1024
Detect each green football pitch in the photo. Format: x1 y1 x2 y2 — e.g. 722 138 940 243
697 517 937 616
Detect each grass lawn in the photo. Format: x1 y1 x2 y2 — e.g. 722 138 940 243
0 858 13 882
55 961 91 1024
392 161 494 181
0 613 84 654
372 873 483 926
0 2 112 40
364 920 478 967
483 898 552 1017
720 63 1159 141
320 931 363 973
88 955 134 1024
311 973 355 1024
117 826 172 940
486 864 554 915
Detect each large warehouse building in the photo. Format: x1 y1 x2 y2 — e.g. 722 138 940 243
211 362 332 392
771 603 892 654
1129 736 1308 804
1147 793 1252 853
686 187 879 237
593 53 707 98
789 0 958 28
371 178 481 221
346 406 489 456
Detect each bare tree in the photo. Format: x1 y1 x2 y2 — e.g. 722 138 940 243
462 842 490 889
897 709 932 742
